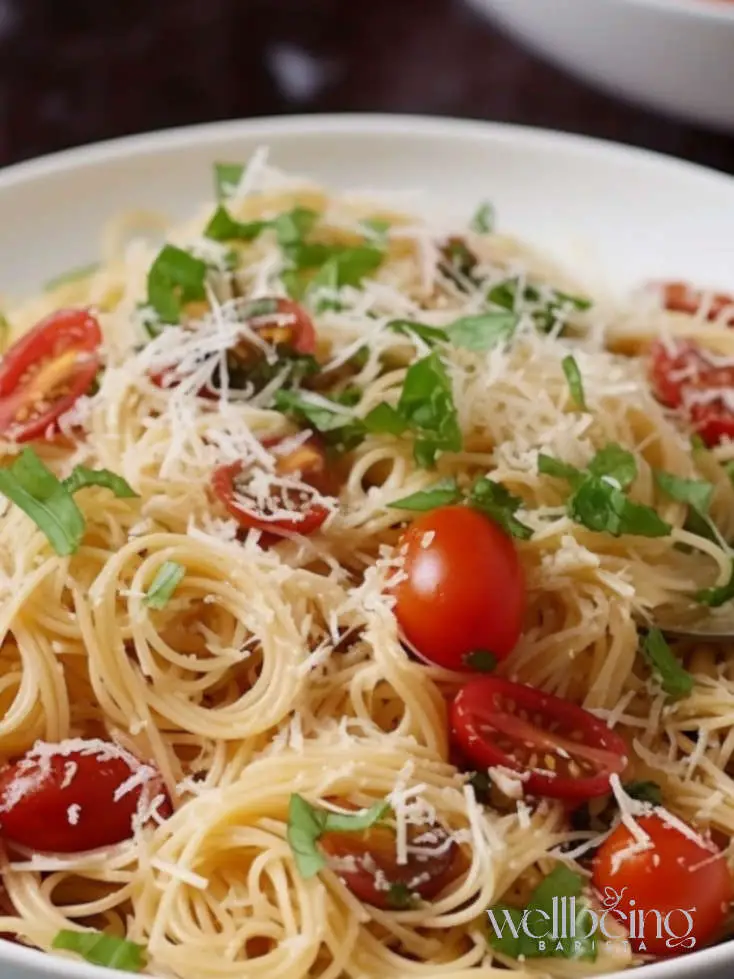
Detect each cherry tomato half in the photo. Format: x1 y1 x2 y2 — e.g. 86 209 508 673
649 339 734 447
392 506 525 671
658 280 734 326
320 817 458 909
152 298 316 393
593 814 732 957
211 435 333 537
0 740 171 853
0 309 102 442
450 677 628 801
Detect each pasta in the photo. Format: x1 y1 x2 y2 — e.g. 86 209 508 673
2 152 734 979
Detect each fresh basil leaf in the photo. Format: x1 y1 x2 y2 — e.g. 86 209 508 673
387 882 418 910
45 262 100 292
387 320 449 346
640 628 694 700
440 238 479 288
397 352 463 467
273 207 319 248
145 561 186 610
52 930 145 973
309 246 384 294
486 903 525 958
275 390 356 433
63 467 137 499
655 470 714 515
538 454 584 485
469 478 533 540
287 794 390 879
363 402 409 436
146 245 208 328
285 242 337 271
446 312 518 352
488 279 591 334
464 649 498 672
624 780 663 806
204 206 268 243
587 444 637 490
569 477 671 538
390 478 463 511
214 162 245 202
0 449 85 556
470 201 495 235
696 562 734 608
332 386 362 408
562 354 587 410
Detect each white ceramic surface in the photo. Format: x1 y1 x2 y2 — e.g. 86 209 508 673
1 113 734 979
467 0 734 132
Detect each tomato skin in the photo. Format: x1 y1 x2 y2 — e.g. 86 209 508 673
392 506 525 671
211 436 332 537
451 677 628 801
659 281 734 326
649 340 734 447
0 309 102 442
593 815 733 957
320 821 458 909
0 741 171 853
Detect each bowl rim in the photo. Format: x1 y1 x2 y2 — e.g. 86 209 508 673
616 0 734 21
0 111 733 979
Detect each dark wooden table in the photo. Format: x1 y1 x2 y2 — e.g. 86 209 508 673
1 0 733 174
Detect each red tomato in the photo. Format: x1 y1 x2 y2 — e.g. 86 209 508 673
649 339 734 446
392 506 525 671
320 818 458 909
211 435 332 537
658 280 734 326
450 677 628 801
0 740 171 853
152 297 316 392
593 814 732 957
0 309 101 442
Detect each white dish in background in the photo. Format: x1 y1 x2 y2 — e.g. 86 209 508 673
467 0 734 133
1 113 734 979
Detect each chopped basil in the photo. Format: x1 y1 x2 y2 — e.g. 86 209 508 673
214 162 245 201
440 238 478 285
488 279 591 334
45 262 100 292
308 245 384 294
52 930 145 973
464 649 498 672
287 794 390 879
204 206 268 242
145 561 186 610
387 882 418 910
146 245 208 329
273 207 319 248
470 201 495 235
446 311 518 352
469 478 533 540
587 444 637 490
487 865 596 962
363 403 409 436
538 454 584 485
361 218 391 242
275 390 365 452
696 562 734 608
0 450 136 557
625 780 663 806
640 628 694 700
569 477 671 538
387 320 449 346
655 471 714 515
390 478 463 511
63 467 137 499
562 355 586 410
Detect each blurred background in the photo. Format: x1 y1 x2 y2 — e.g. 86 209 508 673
0 0 733 172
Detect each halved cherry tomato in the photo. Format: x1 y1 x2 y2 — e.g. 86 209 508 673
593 814 732 957
658 280 734 326
0 309 102 442
320 816 458 909
152 298 316 393
392 506 525 671
450 677 628 801
649 339 734 446
0 739 171 853
211 435 333 537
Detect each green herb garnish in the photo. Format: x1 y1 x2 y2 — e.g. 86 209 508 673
214 162 245 201
287 794 390 879
470 201 495 235
469 478 533 540
562 354 586 410
145 561 186 610
390 478 463 511
639 628 694 700
52 930 146 973
145 245 208 330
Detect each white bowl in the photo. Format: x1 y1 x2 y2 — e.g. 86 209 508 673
467 0 734 132
1 114 734 979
